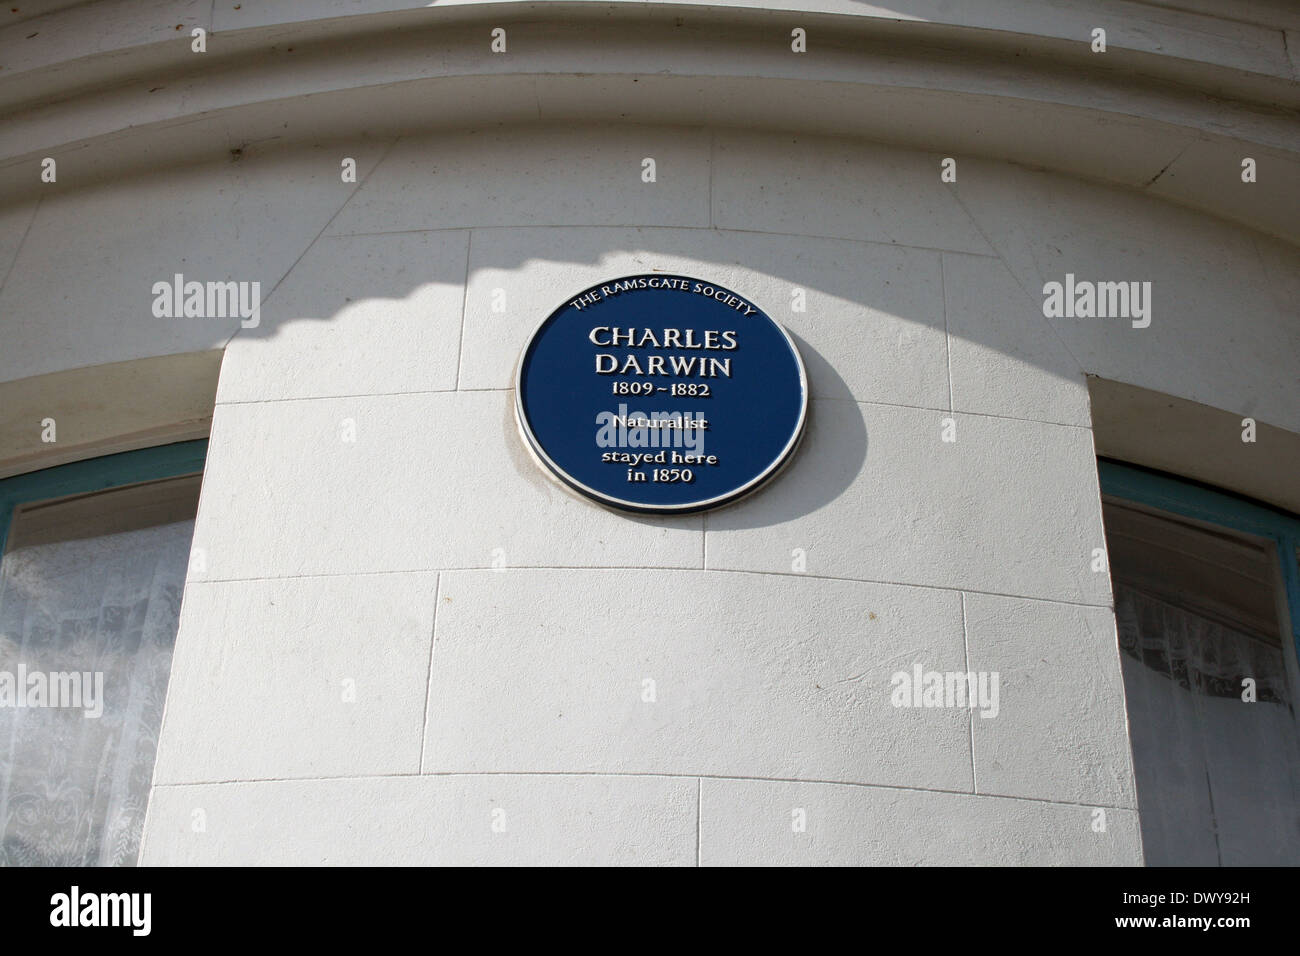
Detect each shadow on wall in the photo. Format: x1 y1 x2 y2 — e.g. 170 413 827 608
231 239 872 527
199 127 1293 529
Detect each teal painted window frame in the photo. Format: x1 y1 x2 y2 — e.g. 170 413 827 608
0 440 209 557
1098 458 1300 664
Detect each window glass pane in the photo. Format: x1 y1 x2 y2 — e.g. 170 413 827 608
0 474 198 866
1104 498 1281 645
1103 497 1300 866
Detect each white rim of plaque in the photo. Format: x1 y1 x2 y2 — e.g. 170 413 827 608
513 275 809 515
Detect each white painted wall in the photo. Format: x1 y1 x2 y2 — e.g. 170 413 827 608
0 0 1296 866
136 122 1278 866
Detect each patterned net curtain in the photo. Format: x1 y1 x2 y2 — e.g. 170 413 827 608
0 518 192 866
1116 584 1291 704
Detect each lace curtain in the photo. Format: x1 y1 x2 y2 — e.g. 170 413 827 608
1115 583 1291 704
0 519 192 866
1115 583 1300 865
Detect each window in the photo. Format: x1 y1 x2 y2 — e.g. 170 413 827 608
0 441 206 866
1100 460 1300 866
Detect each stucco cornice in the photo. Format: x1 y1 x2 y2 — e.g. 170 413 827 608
0 1 1297 242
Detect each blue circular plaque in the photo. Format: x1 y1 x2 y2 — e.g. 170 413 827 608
515 274 808 514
